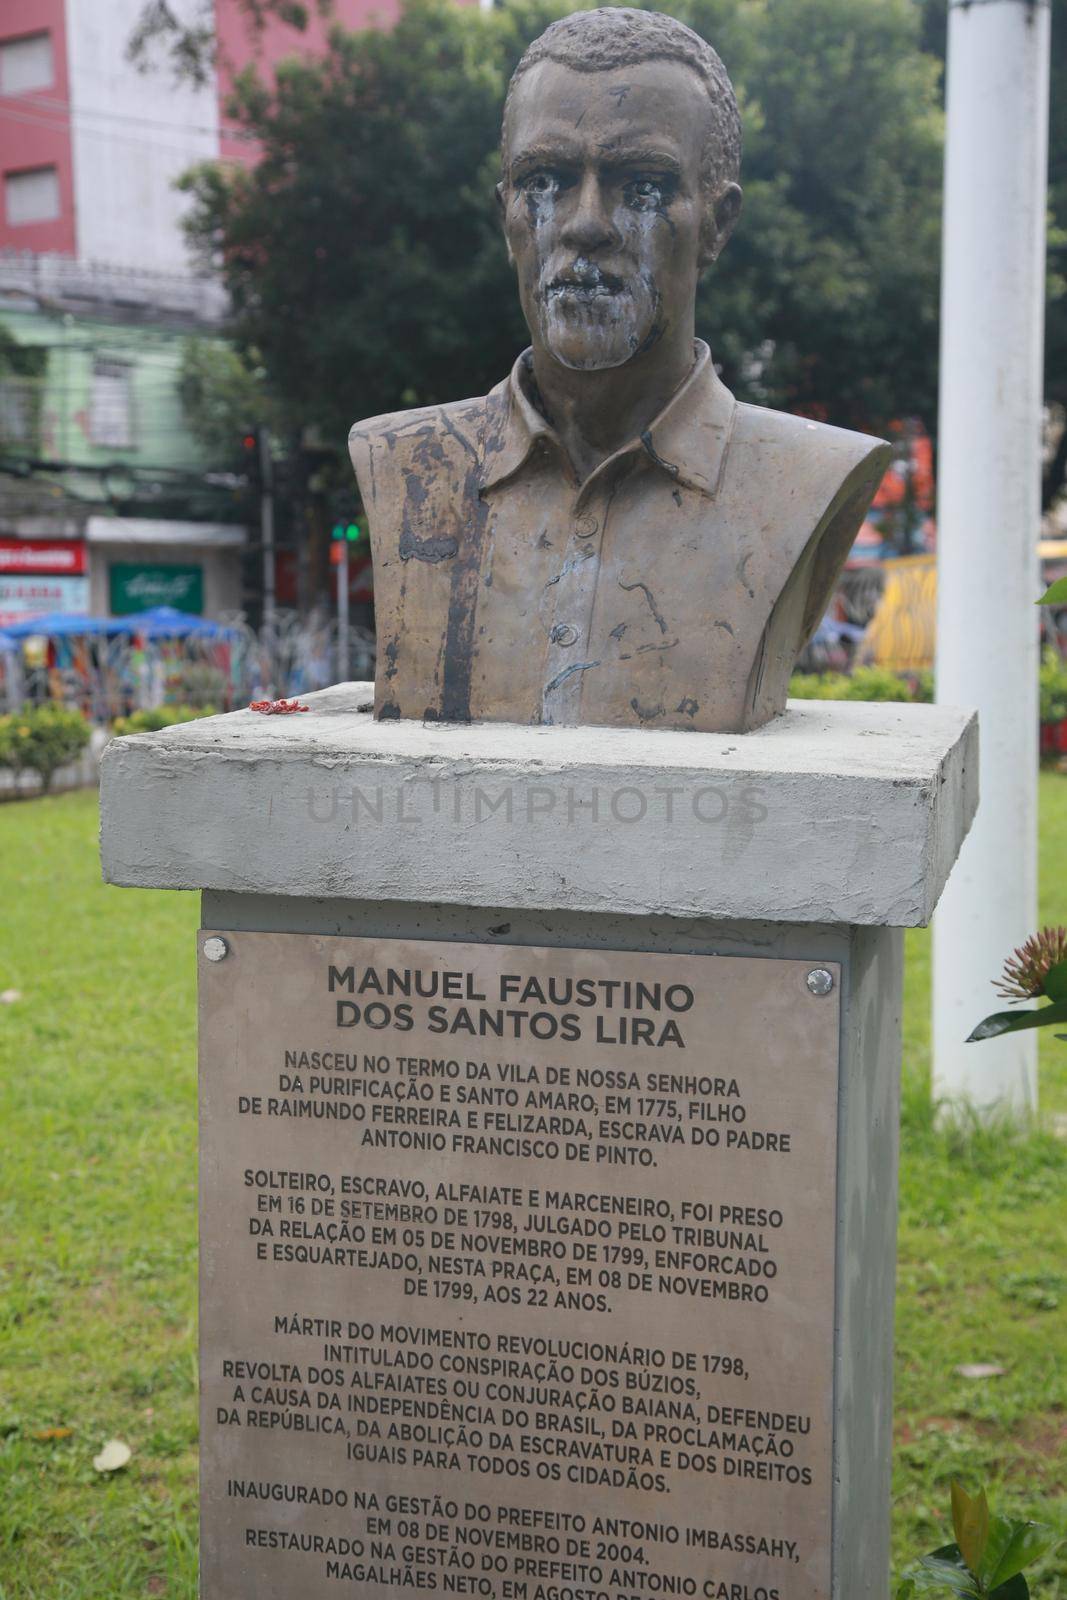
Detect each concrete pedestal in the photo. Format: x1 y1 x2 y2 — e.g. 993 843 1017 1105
100 686 976 1600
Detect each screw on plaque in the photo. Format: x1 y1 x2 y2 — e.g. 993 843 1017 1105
203 936 229 963
806 967 834 996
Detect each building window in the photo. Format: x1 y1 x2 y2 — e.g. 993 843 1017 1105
90 361 134 450
0 379 36 447
0 33 54 95
5 166 60 226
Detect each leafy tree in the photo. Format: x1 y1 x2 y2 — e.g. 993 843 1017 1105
685 0 943 428
180 0 522 449
1043 0 1067 509
918 0 1067 510
178 336 277 466
175 0 945 460
128 0 332 86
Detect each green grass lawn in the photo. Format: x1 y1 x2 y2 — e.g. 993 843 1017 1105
1 782 1065 1597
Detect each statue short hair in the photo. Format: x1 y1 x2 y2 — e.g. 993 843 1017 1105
502 7 742 195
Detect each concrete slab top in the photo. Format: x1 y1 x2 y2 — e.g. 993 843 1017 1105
100 682 978 927
109 682 967 777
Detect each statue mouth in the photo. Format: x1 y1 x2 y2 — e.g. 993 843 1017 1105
544 265 627 302
535 258 653 368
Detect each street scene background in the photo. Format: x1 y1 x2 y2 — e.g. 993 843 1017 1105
0 0 1066 1595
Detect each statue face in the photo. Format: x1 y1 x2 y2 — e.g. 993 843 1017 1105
501 57 719 372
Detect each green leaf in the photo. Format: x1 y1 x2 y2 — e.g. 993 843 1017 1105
982 1518 1058 1588
897 1582 918 1600
967 1000 1067 1041
900 1549 982 1597
952 1482 990 1575
980 1519 1020 1588
1037 576 1067 605
1043 959 1067 1003
990 1578 1028 1600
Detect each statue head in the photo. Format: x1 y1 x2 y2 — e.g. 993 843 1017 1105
499 7 743 374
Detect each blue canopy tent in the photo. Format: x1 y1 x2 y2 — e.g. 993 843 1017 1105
0 608 239 642
0 609 244 718
118 606 238 640
117 607 246 712
0 611 128 640
0 613 135 720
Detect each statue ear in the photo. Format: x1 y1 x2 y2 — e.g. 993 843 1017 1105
700 182 742 267
496 181 516 270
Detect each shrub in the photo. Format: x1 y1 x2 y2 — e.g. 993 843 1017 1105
110 704 217 737
792 657 1067 718
164 662 228 708
1039 648 1067 724
789 666 933 703
0 718 20 782
0 704 91 793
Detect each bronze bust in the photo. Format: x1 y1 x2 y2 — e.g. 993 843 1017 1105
349 8 890 732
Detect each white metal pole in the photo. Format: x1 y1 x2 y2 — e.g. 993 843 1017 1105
336 539 350 684
259 426 277 694
933 0 1050 1114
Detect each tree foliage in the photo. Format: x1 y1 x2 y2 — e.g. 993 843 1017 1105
1043 0 1067 507
182 0 523 448
128 0 332 86
919 0 1067 509
178 336 277 465
177 0 946 458
684 0 943 427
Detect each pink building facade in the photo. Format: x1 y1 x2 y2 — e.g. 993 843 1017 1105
0 0 402 273
215 0 399 163
0 0 76 257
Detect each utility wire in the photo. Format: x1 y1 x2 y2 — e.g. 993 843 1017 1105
2 90 257 143
0 101 245 160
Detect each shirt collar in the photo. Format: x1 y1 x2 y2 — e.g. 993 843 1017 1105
479 339 736 499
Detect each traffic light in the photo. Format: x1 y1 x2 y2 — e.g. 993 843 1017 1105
330 523 366 567
239 428 261 493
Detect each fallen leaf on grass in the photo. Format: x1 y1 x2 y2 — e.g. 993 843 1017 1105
954 1364 1007 1380
93 1439 132 1473
33 1426 73 1442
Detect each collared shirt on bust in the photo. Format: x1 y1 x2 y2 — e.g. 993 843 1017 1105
349 341 889 733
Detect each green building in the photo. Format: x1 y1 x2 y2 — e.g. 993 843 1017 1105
0 256 248 627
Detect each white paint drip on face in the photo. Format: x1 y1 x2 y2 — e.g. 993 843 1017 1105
529 203 664 372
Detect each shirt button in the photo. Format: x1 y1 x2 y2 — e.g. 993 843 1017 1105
574 513 599 539
550 623 579 646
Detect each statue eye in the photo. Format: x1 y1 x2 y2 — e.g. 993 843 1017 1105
628 178 663 207
523 171 558 196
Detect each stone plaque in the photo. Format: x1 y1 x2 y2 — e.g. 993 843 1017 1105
199 931 841 1600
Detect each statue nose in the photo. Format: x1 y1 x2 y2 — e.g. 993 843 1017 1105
559 176 619 252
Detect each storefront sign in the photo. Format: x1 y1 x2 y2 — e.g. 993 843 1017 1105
0 575 90 628
110 564 203 615
0 538 87 575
